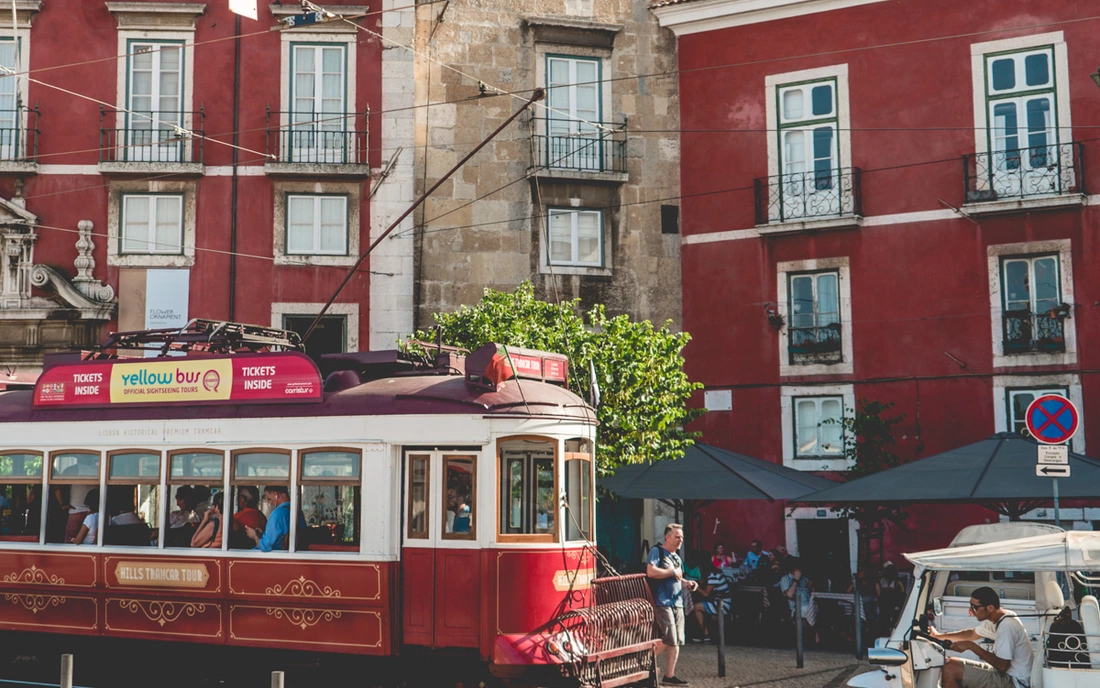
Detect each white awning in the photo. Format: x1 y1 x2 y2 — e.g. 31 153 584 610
906 531 1100 572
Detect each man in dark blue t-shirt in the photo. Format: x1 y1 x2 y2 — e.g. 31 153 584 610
646 523 698 686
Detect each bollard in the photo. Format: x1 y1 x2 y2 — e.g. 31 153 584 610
271 670 285 688
853 579 863 659
795 592 804 669
716 595 726 678
60 654 73 688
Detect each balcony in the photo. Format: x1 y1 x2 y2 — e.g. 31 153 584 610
1003 307 1069 355
788 322 842 365
754 167 862 233
98 107 204 175
0 105 39 173
264 109 369 177
963 142 1085 215
529 118 627 182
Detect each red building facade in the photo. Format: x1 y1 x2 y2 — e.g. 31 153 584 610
654 0 1100 579
0 1 413 374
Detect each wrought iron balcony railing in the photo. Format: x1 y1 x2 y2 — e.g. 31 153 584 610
964 142 1084 203
529 118 627 174
755 167 862 225
265 109 368 165
99 107 204 164
788 322 842 365
0 105 39 163
1003 307 1068 354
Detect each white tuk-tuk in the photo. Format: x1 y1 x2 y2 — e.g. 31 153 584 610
853 524 1100 688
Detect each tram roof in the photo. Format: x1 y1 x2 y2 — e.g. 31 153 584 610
0 372 596 424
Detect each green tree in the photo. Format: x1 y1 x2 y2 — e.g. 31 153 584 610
830 400 908 571
410 282 703 474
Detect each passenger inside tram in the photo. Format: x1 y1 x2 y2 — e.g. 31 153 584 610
230 485 266 549
70 488 100 545
103 486 153 546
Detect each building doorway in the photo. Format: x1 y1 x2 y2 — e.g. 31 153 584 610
787 507 856 593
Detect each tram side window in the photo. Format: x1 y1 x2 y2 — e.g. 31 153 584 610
48 452 101 544
499 438 555 538
0 452 43 540
232 450 290 551
407 454 429 539
296 449 361 552
564 439 593 542
443 455 475 539
105 452 158 546
167 451 224 548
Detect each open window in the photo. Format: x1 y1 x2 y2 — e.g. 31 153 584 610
105 451 158 547
296 449 360 552
231 450 290 550
443 455 476 540
498 437 556 541
167 450 224 548
48 451 101 545
564 438 593 542
0 451 43 542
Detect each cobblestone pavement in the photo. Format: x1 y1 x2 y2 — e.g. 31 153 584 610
664 644 876 688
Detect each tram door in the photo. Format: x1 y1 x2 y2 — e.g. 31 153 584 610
401 450 481 648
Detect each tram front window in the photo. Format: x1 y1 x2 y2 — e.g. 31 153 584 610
105 451 158 546
499 438 555 538
48 452 100 544
564 438 593 542
166 451 223 548
296 450 360 552
0 452 42 540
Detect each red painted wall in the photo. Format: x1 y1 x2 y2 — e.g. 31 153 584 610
675 0 1100 567
13 0 383 340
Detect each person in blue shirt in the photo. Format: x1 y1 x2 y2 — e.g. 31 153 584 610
646 523 698 686
245 486 297 551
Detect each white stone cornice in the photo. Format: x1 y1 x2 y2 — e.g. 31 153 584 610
0 1 42 29
652 0 889 36
105 2 206 30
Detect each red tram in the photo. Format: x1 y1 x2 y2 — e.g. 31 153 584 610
0 321 604 683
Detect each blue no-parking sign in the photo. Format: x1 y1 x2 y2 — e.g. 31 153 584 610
1024 395 1079 445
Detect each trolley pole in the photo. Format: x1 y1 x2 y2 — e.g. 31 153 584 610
302 88 546 342
716 595 726 678
795 593 804 668
60 654 73 688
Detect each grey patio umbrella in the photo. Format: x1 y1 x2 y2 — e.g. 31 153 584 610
601 442 838 504
795 432 1100 518
601 443 838 552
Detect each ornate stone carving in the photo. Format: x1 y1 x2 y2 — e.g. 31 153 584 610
72 220 115 303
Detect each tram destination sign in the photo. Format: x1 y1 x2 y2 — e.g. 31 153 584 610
33 353 322 408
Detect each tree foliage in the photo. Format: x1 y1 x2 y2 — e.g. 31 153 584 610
410 282 703 475
833 399 909 530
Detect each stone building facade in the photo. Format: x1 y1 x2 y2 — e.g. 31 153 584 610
411 0 681 328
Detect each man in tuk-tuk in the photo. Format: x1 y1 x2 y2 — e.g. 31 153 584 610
929 586 1033 688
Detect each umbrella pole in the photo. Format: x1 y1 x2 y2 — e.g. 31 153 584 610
795 592 804 668
1053 478 1061 529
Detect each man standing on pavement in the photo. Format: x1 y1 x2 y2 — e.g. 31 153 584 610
647 523 698 686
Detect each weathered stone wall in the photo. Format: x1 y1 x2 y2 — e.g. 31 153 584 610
412 0 681 329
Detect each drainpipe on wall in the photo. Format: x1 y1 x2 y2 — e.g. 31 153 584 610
228 14 241 321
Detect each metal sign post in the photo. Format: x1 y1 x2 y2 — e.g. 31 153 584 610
1026 395 1079 529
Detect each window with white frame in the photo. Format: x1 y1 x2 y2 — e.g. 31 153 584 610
547 208 602 267
126 41 185 162
788 270 841 365
121 194 183 254
289 43 348 164
794 396 844 458
1000 254 1065 354
0 39 19 160
985 47 1056 183
775 79 840 220
286 195 348 255
544 56 601 170
1007 387 1068 438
